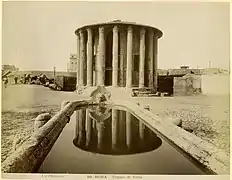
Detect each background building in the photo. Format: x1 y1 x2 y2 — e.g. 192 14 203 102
67 54 77 72
167 66 201 76
75 20 163 91
2 65 19 72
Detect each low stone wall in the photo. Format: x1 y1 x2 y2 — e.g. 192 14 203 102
11 71 76 79
201 75 229 95
1 100 89 173
111 100 229 175
174 74 229 96
174 74 201 96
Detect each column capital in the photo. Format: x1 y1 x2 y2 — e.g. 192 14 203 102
76 32 80 38
87 28 92 34
113 25 119 33
148 29 154 35
154 32 158 40
148 29 154 40
140 28 146 36
127 26 133 33
76 34 80 43
99 26 104 33
79 29 84 37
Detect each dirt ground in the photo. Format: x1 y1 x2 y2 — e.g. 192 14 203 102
134 95 230 154
1 84 81 162
1 84 230 162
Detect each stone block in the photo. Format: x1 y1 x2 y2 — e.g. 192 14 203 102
2 100 89 173
144 105 150 111
165 116 182 127
61 100 70 109
34 113 51 131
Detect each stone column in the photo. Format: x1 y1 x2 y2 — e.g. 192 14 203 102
87 28 93 86
112 109 117 150
85 110 92 147
148 30 154 88
153 34 158 91
139 121 145 141
139 28 146 88
79 30 85 86
76 34 80 87
126 26 133 88
92 119 96 129
126 112 132 149
97 27 105 86
119 111 126 146
119 31 127 87
97 122 104 149
75 111 79 139
94 34 99 86
78 109 85 145
112 26 119 87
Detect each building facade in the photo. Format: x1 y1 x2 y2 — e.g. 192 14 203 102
67 54 77 72
75 20 163 91
167 66 201 76
2 65 19 72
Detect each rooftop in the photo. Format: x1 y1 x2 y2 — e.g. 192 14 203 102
75 20 163 38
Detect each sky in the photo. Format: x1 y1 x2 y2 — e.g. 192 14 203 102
2 1 230 71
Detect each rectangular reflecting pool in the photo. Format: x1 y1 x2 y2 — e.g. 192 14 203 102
39 106 211 174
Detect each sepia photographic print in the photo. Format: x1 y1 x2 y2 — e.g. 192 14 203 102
1 1 230 179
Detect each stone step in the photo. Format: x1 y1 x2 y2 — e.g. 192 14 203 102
131 88 170 97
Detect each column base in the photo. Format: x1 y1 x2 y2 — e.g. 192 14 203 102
86 84 93 88
131 87 159 97
112 85 119 88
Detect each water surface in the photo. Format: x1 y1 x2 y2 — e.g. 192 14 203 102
39 106 209 174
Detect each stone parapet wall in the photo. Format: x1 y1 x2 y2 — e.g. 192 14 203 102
1 100 89 173
201 75 229 95
174 75 202 96
174 74 229 96
11 71 76 79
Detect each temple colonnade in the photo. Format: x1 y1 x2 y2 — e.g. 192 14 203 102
75 21 163 90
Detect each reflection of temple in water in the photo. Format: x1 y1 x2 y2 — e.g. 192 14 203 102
73 107 162 155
